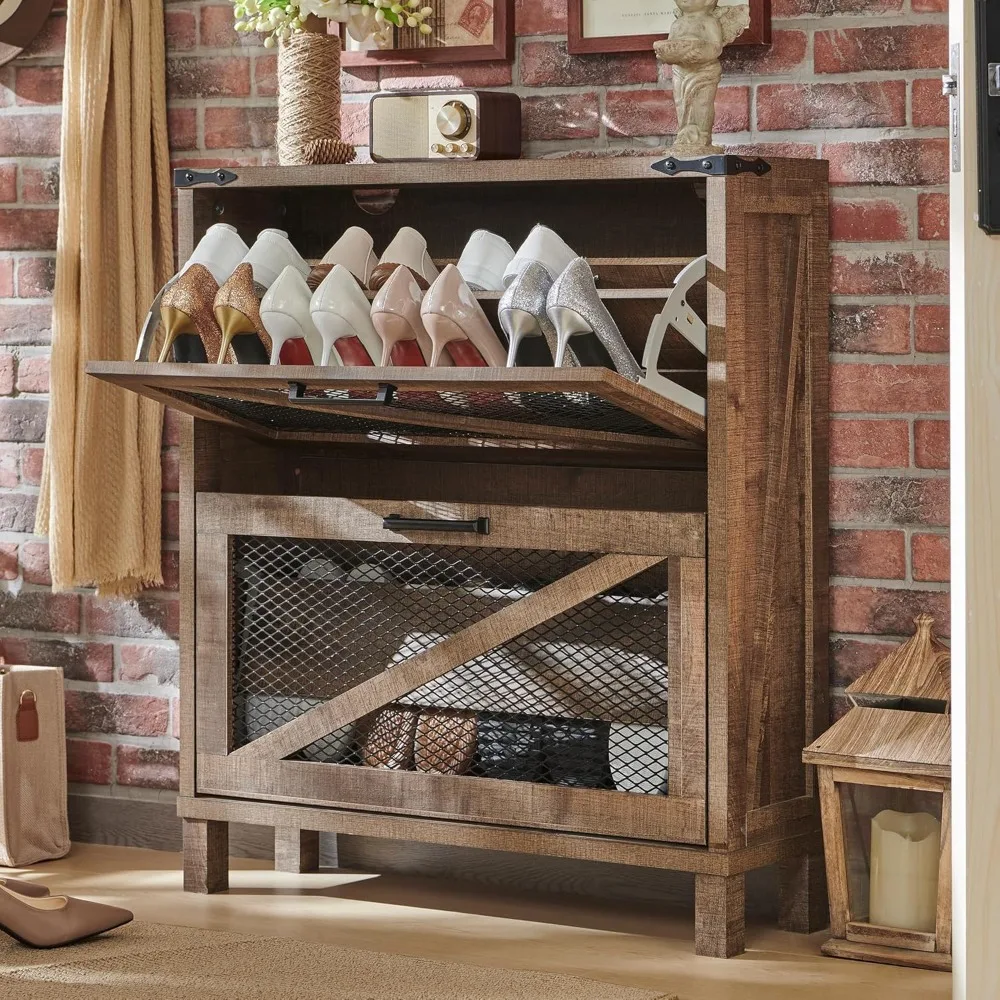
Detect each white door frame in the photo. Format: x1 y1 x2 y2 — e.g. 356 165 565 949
950 1 1000 996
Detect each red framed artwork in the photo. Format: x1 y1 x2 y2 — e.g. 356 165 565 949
567 0 771 54
340 0 514 67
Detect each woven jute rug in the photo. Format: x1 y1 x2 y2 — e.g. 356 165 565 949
0 922 678 999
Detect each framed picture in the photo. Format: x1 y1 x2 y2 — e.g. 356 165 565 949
341 0 514 67
567 0 770 54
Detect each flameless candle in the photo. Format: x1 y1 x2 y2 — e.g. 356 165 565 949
869 809 941 932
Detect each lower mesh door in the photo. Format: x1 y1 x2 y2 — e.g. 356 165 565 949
195 503 707 845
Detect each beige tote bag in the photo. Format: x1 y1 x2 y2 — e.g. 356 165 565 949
0 665 70 866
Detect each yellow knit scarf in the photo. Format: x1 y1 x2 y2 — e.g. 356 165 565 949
36 0 174 596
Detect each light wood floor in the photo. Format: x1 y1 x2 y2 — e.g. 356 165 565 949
1 843 950 999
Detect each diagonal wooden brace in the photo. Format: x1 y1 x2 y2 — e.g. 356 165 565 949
232 552 665 762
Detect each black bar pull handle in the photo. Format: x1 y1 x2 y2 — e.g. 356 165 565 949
288 382 396 405
383 515 490 535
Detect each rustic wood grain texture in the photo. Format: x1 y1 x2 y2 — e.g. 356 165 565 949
668 557 707 800
182 818 229 894
704 164 829 856
195 531 233 757
274 828 321 873
198 755 707 844
85 364 707 445
777 851 829 934
802 708 951 778
236 447 707 512
178 794 821 877
846 614 951 707
143 158 831 954
845 922 937 953
695 873 745 957
817 768 849 938
233 553 666 761
196 495 706 557
936 789 952 956
820 938 952 972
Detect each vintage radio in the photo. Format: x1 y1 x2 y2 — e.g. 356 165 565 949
369 91 521 163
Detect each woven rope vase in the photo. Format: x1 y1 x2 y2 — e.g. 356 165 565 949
276 18 356 166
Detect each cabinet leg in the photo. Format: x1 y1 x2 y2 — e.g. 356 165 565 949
695 873 745 957
183 819 229 894
274 828 320 873
778 851 829 933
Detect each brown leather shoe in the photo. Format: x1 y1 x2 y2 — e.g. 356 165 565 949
0 884 133 948
0 877 49 898
415 710 477 775
361 706 419 770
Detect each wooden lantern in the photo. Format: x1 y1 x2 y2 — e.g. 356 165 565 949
803 616 951 972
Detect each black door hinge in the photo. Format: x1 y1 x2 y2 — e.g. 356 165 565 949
174 167 239 188
651 154 771 177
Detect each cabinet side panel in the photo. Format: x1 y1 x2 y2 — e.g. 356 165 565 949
707 163 830 850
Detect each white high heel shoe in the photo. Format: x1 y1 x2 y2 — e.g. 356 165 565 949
457 230 515 292
260 266 324 365
137 223 248 361
503 225 578 289
310 227 378 290
369 227 439 292
211 229 314 365
310 264 382 366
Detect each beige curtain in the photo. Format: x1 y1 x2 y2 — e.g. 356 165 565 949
36 0 173 596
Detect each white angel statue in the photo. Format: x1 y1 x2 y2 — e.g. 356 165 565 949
654 0 750 155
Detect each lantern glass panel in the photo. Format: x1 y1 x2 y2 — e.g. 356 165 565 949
837 782 942 929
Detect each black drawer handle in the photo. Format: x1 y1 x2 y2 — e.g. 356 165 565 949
288 382 396 405
383 515 490 535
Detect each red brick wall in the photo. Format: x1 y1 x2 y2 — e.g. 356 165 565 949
0 1 948 813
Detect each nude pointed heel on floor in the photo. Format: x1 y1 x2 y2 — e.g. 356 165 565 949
0 883 133 949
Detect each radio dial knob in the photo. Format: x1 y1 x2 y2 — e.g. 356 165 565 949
445 143 459 154
431 143 444 154
437 101 473 140
459 142 472 154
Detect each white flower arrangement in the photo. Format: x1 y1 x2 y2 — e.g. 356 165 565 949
233 0 435 49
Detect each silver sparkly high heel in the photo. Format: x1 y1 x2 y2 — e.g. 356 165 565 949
546 257 642 379
500 262 578 368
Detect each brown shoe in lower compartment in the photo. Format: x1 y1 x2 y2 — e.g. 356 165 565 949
414 710 478 775
360 706 420 770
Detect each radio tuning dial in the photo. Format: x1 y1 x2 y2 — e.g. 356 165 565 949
436 101 473 140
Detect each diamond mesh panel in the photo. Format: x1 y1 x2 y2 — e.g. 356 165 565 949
178 385 674 441
232 537 670 795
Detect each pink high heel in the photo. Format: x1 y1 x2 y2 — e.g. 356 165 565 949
371 266 452 367
420 265 507 367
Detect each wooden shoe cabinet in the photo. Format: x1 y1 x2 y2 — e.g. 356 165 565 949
90 156 830 957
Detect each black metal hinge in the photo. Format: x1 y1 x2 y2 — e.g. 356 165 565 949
651 154 771 178
174 167 239 188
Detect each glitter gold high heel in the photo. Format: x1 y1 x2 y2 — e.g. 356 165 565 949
213 262 272 365
157 264 224 364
